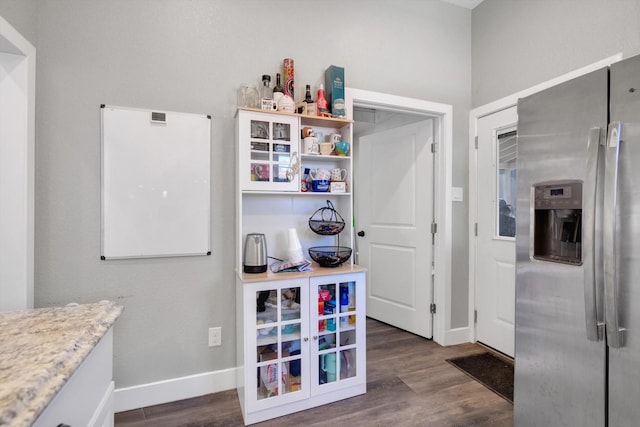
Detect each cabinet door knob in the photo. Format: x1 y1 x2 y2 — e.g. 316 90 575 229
357 230 365 237
303 337 309 342
313 335 318 340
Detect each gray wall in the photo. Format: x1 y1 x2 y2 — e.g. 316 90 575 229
0 0 472 389
472 0 640 107
0 0 36 45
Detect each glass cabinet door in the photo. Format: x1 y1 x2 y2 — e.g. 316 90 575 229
240 111 299 192
252 282 308 408
311 275 360 390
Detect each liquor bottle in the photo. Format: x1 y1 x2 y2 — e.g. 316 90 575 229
304 84 316 116
260 74 274 110
317 84 330 116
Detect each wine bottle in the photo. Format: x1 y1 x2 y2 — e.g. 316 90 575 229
304 84 316 116
317 84 330 116
273 73 283 94
272 73 284 110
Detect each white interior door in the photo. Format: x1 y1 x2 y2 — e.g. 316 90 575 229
475 106 517 356
357 120 433 338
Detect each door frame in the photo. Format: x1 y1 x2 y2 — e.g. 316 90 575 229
346 88 452 345
468 54 622 344
0 16 36 311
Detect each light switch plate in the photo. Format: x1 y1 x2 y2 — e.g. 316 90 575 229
209 327 222 347
452 187 464 202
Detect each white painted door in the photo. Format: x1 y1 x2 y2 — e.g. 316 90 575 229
475 106 517 356
357 120 433 338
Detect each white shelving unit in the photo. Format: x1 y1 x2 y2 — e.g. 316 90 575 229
235 108 366 425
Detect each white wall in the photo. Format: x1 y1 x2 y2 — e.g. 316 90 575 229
0 0 472 393
472 0 640 107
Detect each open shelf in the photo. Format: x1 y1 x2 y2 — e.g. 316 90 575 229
238 107 353 128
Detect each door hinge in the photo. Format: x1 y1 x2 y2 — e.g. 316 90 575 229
474 222 478 236
474 136 478 149
431 223 438 234
430 303 437 314
474 309 478 324
431 142 438 153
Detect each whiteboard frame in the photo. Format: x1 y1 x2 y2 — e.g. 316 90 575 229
100 105 212 260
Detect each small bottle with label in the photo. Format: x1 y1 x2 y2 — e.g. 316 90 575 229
260 74 274 110
304 84 316 116
340 285 349 327
317 84 330 116
301 168 310 192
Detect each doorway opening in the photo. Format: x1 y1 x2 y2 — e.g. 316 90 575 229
346 88 453 345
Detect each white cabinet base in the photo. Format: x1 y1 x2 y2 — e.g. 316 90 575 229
33 329 114 427
240 383 365 425
236 269 366 426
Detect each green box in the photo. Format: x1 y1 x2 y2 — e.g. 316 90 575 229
325 65 345 118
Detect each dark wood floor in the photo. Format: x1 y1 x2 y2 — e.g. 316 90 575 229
115 318 513 427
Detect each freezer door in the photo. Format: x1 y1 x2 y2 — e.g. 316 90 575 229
607 54 640 427
515 67 608 427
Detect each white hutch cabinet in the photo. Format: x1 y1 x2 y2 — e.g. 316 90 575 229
235 108 355 270
235 108 366 425
237 110 300 192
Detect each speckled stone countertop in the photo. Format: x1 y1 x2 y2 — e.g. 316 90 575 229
0 301 122 427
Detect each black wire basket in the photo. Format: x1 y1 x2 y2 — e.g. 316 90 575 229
308 200 345 235
308 246 352 268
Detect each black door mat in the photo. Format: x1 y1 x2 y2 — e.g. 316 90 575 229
446 352 514 403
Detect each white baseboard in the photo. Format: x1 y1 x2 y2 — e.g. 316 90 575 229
443 326 471 346
114 367 237 413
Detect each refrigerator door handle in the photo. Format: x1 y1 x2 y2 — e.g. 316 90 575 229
604 121 625 348
583 126 604 341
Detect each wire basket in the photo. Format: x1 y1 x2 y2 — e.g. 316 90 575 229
308 200 346 235
308 246 352 268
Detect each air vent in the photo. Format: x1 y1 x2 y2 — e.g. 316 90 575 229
151 111 167 123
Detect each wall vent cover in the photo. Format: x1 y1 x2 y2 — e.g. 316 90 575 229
151 111 166 123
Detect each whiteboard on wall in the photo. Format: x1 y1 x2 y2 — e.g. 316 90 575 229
101 105 211 259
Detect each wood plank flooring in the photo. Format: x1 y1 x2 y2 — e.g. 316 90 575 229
115 318 513 427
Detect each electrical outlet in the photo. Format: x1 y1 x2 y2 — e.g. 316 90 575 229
209 327 222 347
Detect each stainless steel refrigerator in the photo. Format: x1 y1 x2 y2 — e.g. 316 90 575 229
515 54 640 426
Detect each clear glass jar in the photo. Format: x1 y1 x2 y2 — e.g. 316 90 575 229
237 84 259 108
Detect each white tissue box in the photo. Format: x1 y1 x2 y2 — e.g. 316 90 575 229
330 182 346 193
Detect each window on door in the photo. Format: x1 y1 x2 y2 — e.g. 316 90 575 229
497 129 517 238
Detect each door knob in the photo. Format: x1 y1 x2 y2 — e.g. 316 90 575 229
357 230 365 237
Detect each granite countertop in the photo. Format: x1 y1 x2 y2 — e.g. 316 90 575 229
0 301 123 427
